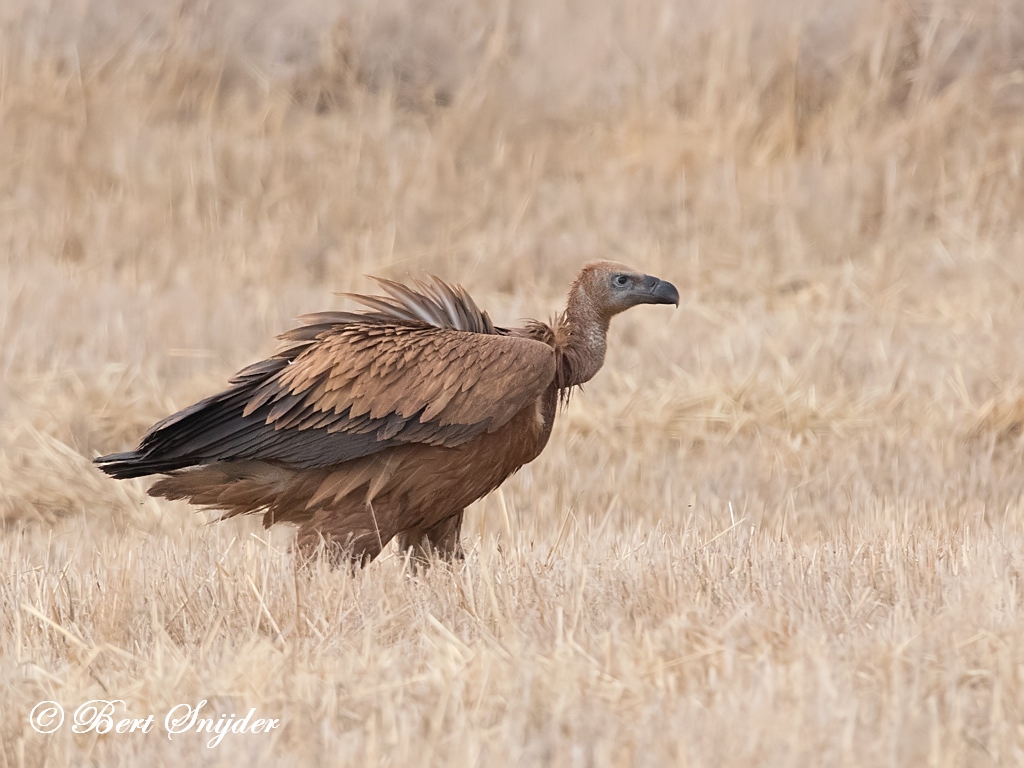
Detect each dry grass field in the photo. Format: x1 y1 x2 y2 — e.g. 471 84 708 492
3 0 1024 764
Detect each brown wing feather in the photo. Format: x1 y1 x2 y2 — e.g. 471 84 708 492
248 326 554 443
94 275 556 478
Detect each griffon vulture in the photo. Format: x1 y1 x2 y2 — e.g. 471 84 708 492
95 262 678 566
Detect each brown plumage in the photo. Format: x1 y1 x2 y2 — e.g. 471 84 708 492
95 262 679 566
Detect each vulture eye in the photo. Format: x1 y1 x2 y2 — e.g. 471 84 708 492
613 274 629 288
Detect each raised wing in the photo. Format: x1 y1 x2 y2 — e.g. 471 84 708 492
94 277 556 479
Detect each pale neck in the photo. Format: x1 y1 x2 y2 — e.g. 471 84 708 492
557 285 609 388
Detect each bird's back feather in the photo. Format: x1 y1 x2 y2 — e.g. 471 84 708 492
94 276 555 480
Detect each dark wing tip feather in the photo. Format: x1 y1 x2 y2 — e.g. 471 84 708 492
93 450 194 479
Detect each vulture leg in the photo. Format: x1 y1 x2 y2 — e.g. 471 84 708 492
294 503 397 569
397 510 465 567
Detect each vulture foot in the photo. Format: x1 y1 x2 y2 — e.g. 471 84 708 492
293 504 397 569
396 510 465 569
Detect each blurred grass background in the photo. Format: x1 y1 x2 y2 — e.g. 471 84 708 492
3 0 1024 764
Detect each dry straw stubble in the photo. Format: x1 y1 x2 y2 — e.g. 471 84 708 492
3 0 1024 764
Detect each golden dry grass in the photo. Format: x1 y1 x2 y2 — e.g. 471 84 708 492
4 0 1024 764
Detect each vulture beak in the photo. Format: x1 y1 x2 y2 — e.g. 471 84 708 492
640 275 680 307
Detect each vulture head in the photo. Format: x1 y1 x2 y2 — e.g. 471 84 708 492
572 261 680 322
